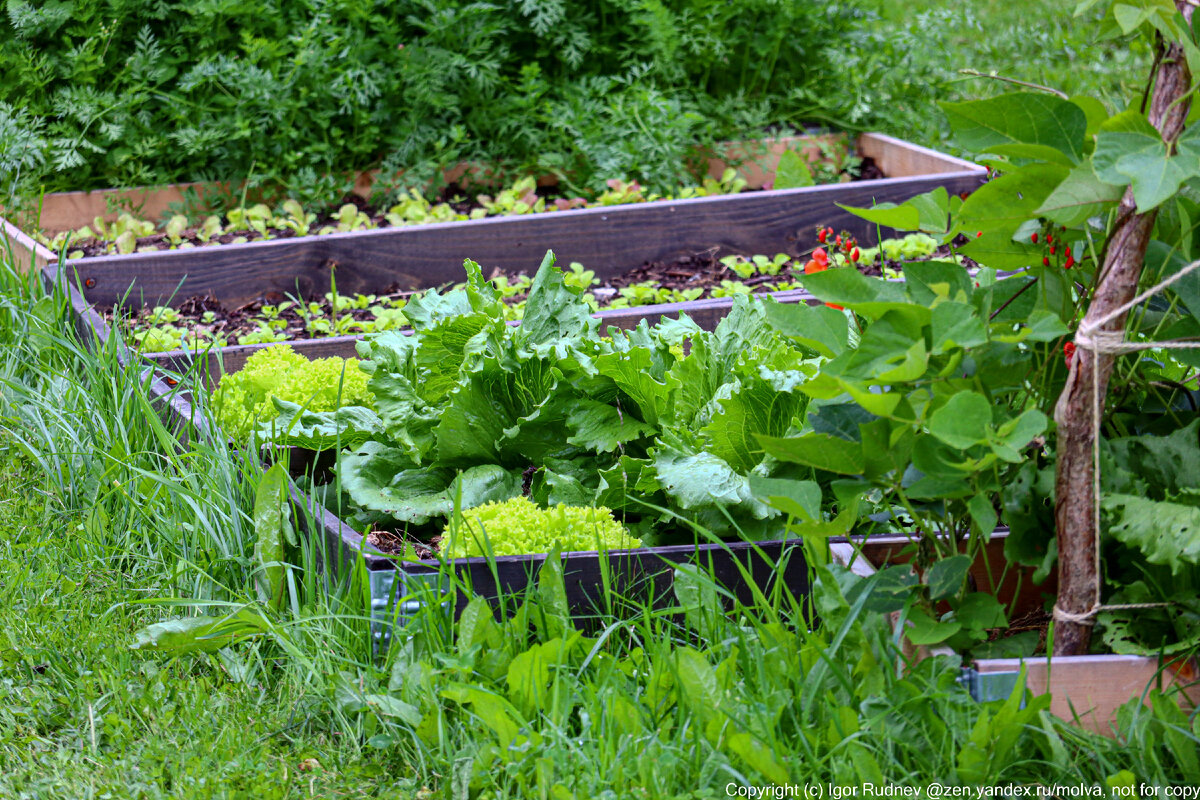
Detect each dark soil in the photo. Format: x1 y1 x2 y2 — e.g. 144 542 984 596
107 239 976 349
64 158 885 258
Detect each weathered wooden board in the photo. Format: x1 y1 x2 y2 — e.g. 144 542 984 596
1 216 53 273
63 169 983 309
859 132 981 179
975 654 1200 736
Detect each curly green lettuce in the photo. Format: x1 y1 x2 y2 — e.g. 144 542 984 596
442 496 641 558
211 345 373 440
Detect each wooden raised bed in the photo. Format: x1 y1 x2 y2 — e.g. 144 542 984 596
15 133 980 383
49 265 1200 734
8 133 983 384
972 654 1200 736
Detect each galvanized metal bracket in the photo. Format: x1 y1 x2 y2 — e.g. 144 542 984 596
959 667 1026 705
369 568 447 652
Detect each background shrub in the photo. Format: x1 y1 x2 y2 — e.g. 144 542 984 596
0 0 875 204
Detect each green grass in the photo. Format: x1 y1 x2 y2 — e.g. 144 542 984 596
1 255 1197 796
0 5 1195 796
862 0 1151 149
0 444 406 798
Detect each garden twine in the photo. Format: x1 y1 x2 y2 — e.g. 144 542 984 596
1052 257 1200 628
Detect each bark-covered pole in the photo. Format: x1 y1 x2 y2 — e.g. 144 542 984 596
1052 1 1195 655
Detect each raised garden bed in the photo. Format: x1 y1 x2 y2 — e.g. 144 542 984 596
45 239 1199 737
7 133 983 381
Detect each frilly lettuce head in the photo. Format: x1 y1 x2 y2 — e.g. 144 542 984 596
442 495 641 558
211 345 373 440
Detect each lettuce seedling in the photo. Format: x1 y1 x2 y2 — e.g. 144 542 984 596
279 200 315 236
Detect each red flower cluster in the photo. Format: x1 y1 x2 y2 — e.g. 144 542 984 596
1033 227 1079 270
804 247 829 274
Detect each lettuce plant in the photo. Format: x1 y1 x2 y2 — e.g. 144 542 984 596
211 345 373 441
262 252 819 544
443 496 639 558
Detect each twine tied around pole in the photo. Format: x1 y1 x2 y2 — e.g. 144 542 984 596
1051 257 1200 627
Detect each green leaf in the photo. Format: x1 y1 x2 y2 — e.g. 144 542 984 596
862 566 920 613
341 444 521 524
674 647 720 714
1036 163 1124 226
1118 149 1199 212
843 307 929 382
458 595 503 654
518 251 599 348
364 694 423 726
929 391 992 449
594 347 678 427
260 400 384 451
773 149 814 190
595 456 663 511
673 564 722 639
798 268 915 320
994 409 1048 451
402 286 473 331
959 163 1072 237
928 555 973 600
903 260 974 304
931 302 988 353
1092 111 1200 211
835 201 919 231
131 609 272 655
748 476 821 521
565 400 655 453
1069 95 1112 139
702 374 807 473
762 300 849 358
967 494 999 537
653 444 771 518
1021 310 1072 342
253 463 293 609
1104 494 1200 573
904 609 963 645
756 432 865 475
537 553 571 641
726 731 790 786
956 592 1007 631
939 93 1088 165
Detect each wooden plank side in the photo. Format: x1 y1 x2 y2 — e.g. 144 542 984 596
72 170 985 309
859 133 985 177
11 132 891 235
704 133 846 188
47 263 211 442
974 655 1200 736
30 182 222 235
385 539 808 621
2 216 54 274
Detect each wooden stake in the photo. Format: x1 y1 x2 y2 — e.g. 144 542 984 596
1052 3 1195 655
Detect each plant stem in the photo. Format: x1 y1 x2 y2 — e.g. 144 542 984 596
1052 1 1195 656
957 69 1068 99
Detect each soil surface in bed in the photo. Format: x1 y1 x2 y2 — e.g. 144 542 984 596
103 240 978 347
